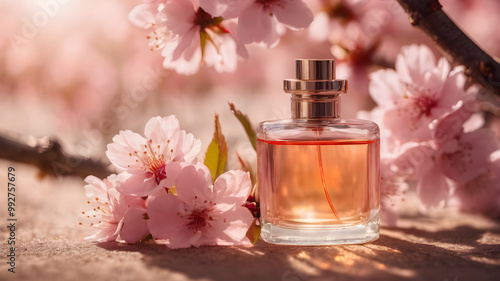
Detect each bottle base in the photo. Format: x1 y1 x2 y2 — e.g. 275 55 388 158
260 210 380 245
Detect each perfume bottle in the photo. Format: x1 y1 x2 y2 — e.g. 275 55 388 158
257 59 380 245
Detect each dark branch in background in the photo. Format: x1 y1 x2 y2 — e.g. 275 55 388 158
397 0 500 98
0 133 113 179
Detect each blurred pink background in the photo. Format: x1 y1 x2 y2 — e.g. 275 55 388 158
1 0 499 169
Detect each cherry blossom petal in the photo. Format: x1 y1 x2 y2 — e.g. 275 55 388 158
212 207 254 242
83 187 126 243
107 188 128 219
84 175 110 201
119 206 149 243
107 173 129 188
463 113 484 133
163 32 203 75
106 130 148 172
175 163 212 208
117 162 182 196
434 57 452 87
162 161 185 187
172 26 199 61
147 192 185 240
383 107 434 142
439 66 467 108
417 165 450 208
169 228 203 249
199 0 225 16
391 142 435 179
438 129 500 184
212 170 251 212
221 19 249 59
85 226 120 243
203 31 239 73
260 19 281 48
431 95 477 146
161 35 180 64
173 131 201 163
272 0 313 30
144 115 180 148
453 156 500 218
128 3 158 28
163 0 196 35
380 158 409 199
115 174 156 196
237 3 276 45
396 44 437 86
161 37 201 75
368 69 403 107
195 228 225 246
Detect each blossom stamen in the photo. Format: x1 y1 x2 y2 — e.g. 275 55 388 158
184 208 212 232
194 8 216 30
412 95 437 118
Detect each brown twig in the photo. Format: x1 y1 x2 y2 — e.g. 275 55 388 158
0 133 113 179
397 0 500 98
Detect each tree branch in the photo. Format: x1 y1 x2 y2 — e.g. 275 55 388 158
0 133 113 179
397 0 500 98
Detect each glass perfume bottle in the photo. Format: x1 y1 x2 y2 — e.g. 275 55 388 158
257 59 380 245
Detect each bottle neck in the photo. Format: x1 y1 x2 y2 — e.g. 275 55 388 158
291 94 341 119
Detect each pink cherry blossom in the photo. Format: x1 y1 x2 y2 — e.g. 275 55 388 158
387 135 485 210
129 1 171 51
436 129 498 184
82 174 149 243
365 44 499 213
379 158 409 226
453 150 500 219
106 115 201 196
416 159 450 209
388 142 452 208
431 97 500 184
369 44 472 143
236 0 314 47
386 97 499 209
128 1 166 29
153 0 247 74
147 163 254 249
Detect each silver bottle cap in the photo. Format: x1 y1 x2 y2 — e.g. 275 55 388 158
284 59 348 93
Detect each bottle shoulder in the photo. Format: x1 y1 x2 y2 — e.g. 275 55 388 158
257 118 380 141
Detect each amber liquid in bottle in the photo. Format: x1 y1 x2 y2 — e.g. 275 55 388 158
257 59 380 245
258 138 379 228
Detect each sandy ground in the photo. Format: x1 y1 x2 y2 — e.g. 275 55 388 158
1 164 500 281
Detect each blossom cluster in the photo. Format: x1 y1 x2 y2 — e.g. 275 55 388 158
366 45 500 223
81 116 254 248
128 0 313 74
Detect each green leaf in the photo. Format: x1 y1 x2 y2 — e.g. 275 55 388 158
228 102 257 151
204 114 228 183
246 219 261 245
212 16 224 26
200 30 207 61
